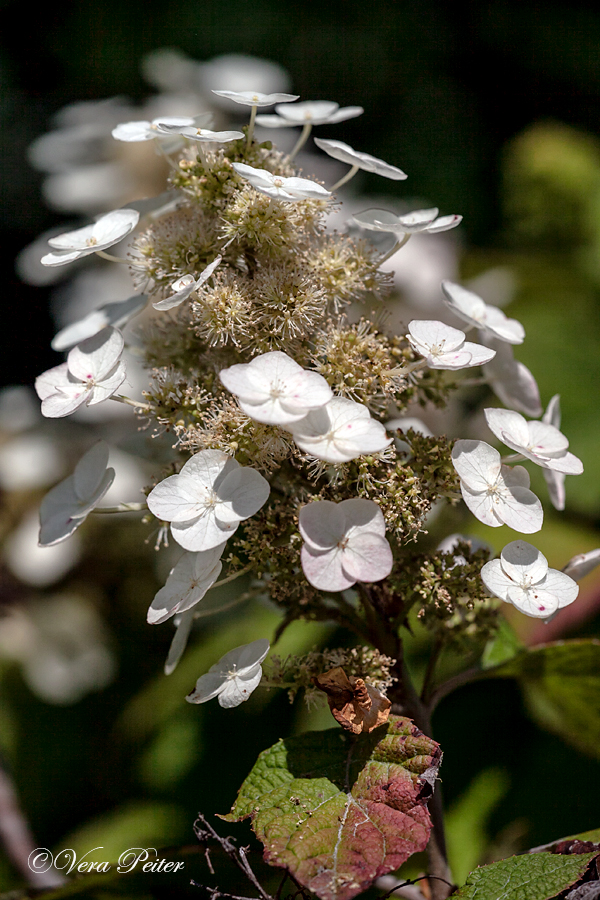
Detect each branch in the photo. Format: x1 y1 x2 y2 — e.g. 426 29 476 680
193 813 273 900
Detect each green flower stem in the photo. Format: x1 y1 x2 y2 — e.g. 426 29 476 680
211 563 254 591
91 502 148 514
330 164 360 192
246 104 258 150
420 635 445 705
378 232 411 265
289 122 312 159
111 394 152 411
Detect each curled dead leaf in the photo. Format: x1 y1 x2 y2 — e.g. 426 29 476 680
313 666 391 734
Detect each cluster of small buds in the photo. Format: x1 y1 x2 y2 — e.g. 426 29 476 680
26 73 597 711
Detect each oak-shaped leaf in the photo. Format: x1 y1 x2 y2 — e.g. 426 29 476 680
221 715 441 900
452 851 598 900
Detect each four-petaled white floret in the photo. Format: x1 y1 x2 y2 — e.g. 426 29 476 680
186 638 270 708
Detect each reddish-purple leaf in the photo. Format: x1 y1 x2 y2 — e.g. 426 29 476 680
221 715 441 900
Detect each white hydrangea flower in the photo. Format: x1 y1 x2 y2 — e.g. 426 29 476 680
541 394 566 510
481 540 579 618
111 113 214 142
353 207 462 235
153 124 244 143
441 281 525 344
186 638 270 708
35 326 126 418
41 208 140 266
219 351 332 425
313 138 407 181
484 407 583 475
484 339 542 417
153 256 223 311
39 441 115 546
51 294 148 351
256 100 364 127
289 398 392 463
211 90 299 107
562 548 600 581
407 320 496 369
148 545 226 624
299 498 393 591
232 163 331 201
147 449 270 551
452 440 543 533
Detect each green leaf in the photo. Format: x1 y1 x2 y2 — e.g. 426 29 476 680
452 851 598 900
223 716 441 900
482 617 523 670
446 768 510 883
493 639 600 759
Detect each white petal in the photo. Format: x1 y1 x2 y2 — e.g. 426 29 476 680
313 138 406 180
341 532 393 582
148 549 224 624
73 441 110 500
301 544 354 591
111 121 155 141
543 394 561 427
461 485 501 527
165 610 195 675
495 485 543 533
181 448 239 487
41 388 88 418
87 361 127 404
186 671 226 703
215 466 270 524
441 280 488 323
218 667 264 707
211 90 299 107
171 510 237 551
408 319 466 353
341 498 387 538
500 539 548 584
563 549 600 581
67 327 124 383
299 500 345 549
541 569 579 608
480 558 511 600
425 214 462 233
147 474 204 523
543 468 566 511
460 341 496 366
52 294 147 351
484 407 530 449
276 100 339 122
452 440 501 490
507 586 559 618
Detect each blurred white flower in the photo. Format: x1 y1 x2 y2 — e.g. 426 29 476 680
153 124 243 143
484 407 583 475
199 54 292 102
452 439 543 533
484 339 542 418
4 511 82 586
0 386 40 432
290 398 392 463
35 326 126 418
0 434 64 490
41 209 140 267
147 449 270 551
481 540 579 618
299 498 393 591
441 281 525 344
0 595 114 704
51 294 147 351
39 441 115 546
219 350 333 425
186 638 270 708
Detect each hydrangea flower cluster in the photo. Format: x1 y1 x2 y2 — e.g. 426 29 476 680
28 73 592 728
